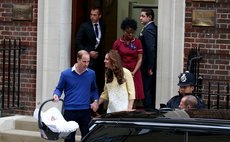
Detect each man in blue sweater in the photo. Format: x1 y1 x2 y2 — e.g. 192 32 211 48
53 50 99 142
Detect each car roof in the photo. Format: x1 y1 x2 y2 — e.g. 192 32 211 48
84 110 230 142
91 109 230 132
98 109 230 120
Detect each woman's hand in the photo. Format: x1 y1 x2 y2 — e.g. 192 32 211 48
127 108 136 112
91 101 99 112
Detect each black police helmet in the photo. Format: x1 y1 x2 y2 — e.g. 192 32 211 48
177 71 195 87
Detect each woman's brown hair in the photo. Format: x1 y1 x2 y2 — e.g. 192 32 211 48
105 50 125 85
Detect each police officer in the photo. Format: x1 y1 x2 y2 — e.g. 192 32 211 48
166 71 205 109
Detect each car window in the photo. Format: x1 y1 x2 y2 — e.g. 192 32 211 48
188 131 230 142
83 124 184 142
83 124 230 142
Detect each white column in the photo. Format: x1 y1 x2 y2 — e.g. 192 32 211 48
156 0 185 108
36 0 72 107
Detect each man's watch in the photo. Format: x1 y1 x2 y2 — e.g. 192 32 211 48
94 99 98 103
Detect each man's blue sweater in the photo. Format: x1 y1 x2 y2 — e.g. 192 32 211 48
54 67 99 110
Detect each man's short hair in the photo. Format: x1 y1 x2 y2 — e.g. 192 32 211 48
91 6 102 15
141 8 154 21
184 95 198 109
77 50 89 59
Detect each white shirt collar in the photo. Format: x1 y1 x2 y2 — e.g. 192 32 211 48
92 22 99 25
71 65 75 72
144 21 153 28
71 65 88 73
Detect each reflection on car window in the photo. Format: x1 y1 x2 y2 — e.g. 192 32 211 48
84 124 230 142
83 124 184 142
84 125 131 142
188 131 230 142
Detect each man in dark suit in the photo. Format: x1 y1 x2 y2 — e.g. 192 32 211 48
76 7 105 94
139 8 157 110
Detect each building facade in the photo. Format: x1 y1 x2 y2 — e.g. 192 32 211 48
0 0 229 115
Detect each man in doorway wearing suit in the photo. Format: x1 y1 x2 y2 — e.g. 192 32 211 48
76 7 105 94
139 8 157 110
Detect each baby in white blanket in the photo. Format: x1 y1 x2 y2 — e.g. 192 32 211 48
33 107 79 133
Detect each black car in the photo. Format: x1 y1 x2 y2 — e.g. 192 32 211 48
82 109 230 142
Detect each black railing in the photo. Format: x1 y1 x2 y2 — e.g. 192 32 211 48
0 39 24 110
187 47 203 98
194 82 230 109
187 47 229 109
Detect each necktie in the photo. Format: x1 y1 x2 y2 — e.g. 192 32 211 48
94 24 99 37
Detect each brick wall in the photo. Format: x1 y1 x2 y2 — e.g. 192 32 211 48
0 0 37 115
185 0 230 107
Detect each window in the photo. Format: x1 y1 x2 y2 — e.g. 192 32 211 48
84 123 230 142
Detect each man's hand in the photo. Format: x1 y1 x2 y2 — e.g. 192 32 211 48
90 51 98 59
53 94 59 102
147 69 153 76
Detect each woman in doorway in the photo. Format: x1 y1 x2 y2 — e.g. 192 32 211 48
113 18 144 107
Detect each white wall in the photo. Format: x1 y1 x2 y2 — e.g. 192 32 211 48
36 0 72 109
156 0 185 108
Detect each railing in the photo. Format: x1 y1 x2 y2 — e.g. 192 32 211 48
187 47 229 109
0 39 25 110
194 82 230 110
187 47 203 98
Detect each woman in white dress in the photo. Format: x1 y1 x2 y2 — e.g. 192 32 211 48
99 50 135 113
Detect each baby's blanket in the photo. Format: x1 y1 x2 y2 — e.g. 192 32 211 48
33 107 79 133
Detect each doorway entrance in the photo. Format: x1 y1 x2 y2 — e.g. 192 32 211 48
71 0 161 109
71 0 117 66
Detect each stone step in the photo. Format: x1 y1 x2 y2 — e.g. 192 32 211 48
0 129 64 142
15 116 39 131
0 129 81 142
15 116 81 136
0 115 81 142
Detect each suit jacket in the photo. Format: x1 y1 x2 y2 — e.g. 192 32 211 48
139 22 157 72
76 21 105 69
